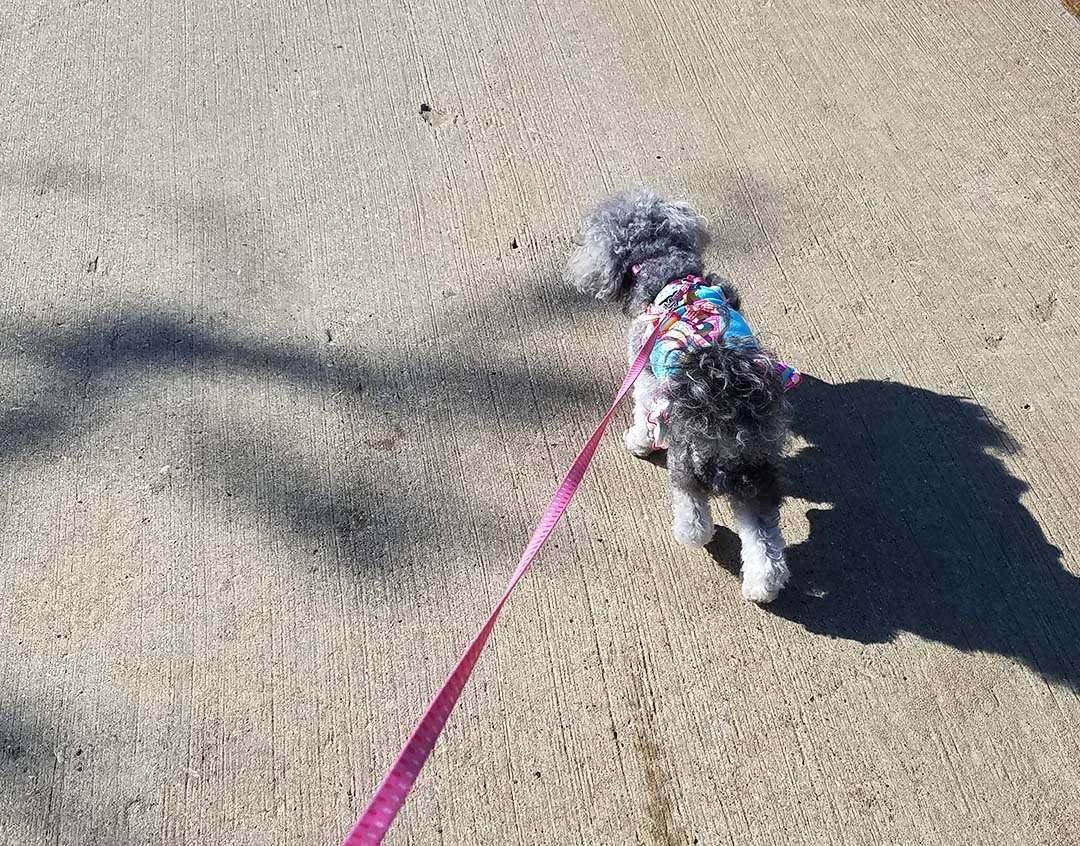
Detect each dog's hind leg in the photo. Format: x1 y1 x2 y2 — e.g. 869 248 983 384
667 450 715 547
732 468 789 603
735 503 788 603
671 479 715 548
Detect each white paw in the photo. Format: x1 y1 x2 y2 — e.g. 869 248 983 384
738 522 789 603
672 520 715 549
623 426 654 457
741 576 782 604
740 558 789 603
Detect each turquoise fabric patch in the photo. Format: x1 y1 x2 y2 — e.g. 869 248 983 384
646 282 756 380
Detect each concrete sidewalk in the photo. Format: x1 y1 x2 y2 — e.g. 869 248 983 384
1 1 1078 843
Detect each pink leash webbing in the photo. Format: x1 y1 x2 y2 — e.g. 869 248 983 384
340 308 678 845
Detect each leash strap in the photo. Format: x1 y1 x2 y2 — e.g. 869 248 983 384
340 307 678 845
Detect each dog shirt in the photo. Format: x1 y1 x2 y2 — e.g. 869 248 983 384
646 278 755 378
638 275 800 449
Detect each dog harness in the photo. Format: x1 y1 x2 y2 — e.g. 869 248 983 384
637 274 800 449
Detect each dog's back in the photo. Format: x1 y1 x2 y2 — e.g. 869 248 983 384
664 342 788 508
566 186 794 602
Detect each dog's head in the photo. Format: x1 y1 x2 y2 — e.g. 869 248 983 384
565 187 710 304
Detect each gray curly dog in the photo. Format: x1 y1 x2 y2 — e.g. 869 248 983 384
566 187 793 603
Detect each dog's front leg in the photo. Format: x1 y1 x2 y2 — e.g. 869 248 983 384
624 368 661 456
624 320 660 457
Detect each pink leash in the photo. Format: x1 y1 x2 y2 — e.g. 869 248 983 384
340 304 679 845
341 279 799 843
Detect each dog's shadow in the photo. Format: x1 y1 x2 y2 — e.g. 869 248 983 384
707 375 1080 691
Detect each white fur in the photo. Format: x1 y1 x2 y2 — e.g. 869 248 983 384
735 505 790 603
624 318 660 456
624 367 660 457
625 319 717 552
672 486 715 548
624 424 655 457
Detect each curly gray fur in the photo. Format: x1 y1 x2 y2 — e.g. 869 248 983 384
566 188 793 601
666 345 788 507
566 186 789 503
566 186 710 313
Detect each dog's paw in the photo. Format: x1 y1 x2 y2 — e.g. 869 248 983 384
740 562 789 604
739 526 789 603
672 520 715 549
741 578 781 604
623 426 655 458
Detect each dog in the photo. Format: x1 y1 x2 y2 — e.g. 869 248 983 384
566 187 797 603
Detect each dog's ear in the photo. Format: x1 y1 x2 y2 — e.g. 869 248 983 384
565 226 627 301
565 187 710 302
654 197 711 255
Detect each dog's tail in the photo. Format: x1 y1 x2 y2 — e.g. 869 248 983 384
664 344 789 501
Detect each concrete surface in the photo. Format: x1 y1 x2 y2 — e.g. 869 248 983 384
1 0 1079 844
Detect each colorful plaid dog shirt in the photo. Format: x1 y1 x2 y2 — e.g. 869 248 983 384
639 275 800 449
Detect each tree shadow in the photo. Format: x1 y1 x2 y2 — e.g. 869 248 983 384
0 154 612 579
0 711 51 845
0 305 605 576
0 157 614 843
729 375 1080 690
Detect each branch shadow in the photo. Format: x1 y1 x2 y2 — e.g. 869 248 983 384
0 156 610 844
0 305 605 575
1 155 612 580
0 712 53 846
727 375 1080 691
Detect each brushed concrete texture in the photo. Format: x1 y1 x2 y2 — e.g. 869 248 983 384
1 1 1079 844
